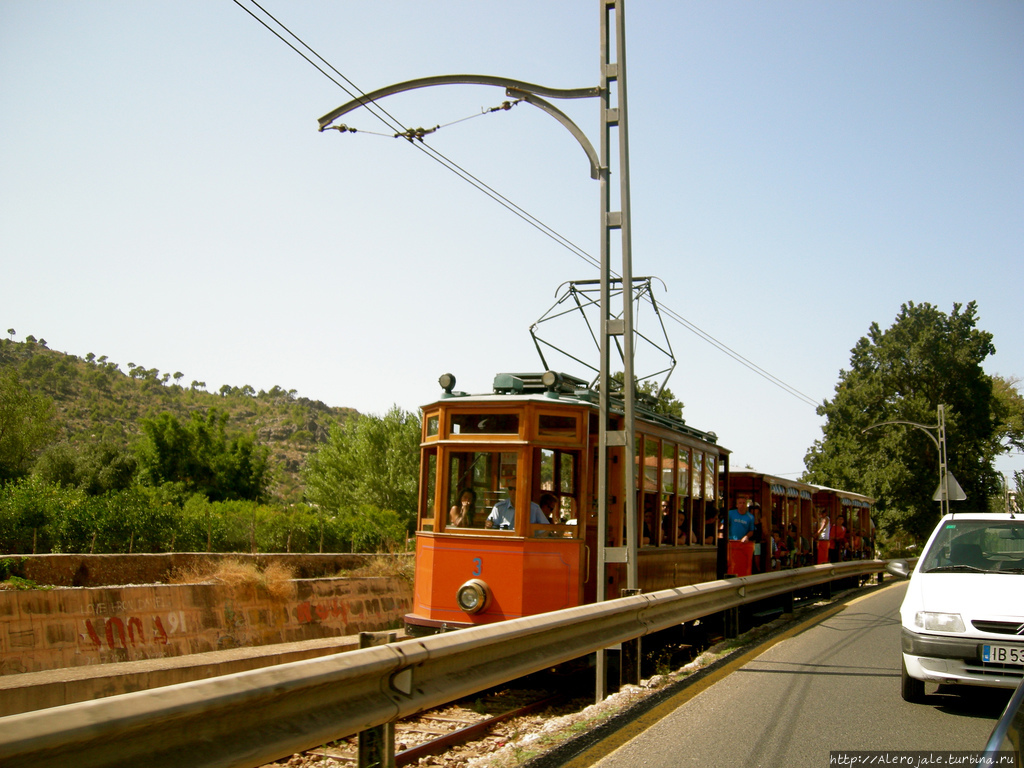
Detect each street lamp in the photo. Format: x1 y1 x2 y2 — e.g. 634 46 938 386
862 404 964 516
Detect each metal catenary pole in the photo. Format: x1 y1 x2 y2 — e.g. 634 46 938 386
596 0 639 699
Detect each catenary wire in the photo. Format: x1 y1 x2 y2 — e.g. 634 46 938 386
235 0 601 270
233 0 818 409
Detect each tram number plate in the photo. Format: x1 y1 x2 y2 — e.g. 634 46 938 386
982 644 1024 665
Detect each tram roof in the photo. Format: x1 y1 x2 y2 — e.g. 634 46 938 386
726 470 875 506
426 371 723 446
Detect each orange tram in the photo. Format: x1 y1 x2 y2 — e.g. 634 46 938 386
405 371 875 635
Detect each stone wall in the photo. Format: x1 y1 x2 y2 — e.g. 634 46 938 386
0 576 412 676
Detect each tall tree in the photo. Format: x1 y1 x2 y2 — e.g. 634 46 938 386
0 369 58 483
303 406 421 529
804 301 1010 540
136 409 271 502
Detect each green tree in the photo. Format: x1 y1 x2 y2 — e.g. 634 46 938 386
34 441 138 495
992 375 1024 455
611 371 684 420
0 369 58 483
302 406 421 542
804 301 1005 540
136 409 271 502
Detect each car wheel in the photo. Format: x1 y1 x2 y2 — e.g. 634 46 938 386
901 657 926 703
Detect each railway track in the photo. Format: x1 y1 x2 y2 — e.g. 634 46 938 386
260 675 590 767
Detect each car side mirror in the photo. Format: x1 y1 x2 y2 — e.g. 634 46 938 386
885 559 911 579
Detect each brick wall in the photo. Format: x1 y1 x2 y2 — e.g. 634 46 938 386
0 576 412 676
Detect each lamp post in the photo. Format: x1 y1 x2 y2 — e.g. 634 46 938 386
862 404 963 517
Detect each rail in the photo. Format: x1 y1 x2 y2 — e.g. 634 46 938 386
0 560 884 768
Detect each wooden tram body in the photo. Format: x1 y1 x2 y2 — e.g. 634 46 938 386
728 471 875 572
406 372 730 635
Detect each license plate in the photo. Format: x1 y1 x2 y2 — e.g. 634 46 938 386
982 644 1024 665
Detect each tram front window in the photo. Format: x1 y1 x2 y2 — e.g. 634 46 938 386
444 448 576 535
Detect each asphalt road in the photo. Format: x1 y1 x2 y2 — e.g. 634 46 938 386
573 581 1012 767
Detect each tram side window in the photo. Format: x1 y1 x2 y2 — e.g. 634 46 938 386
678 447 691 545
636 437 660 545
704 455 718 545
420 448 437 532
692 451 708 543
538 448 579 528
660 442 678 546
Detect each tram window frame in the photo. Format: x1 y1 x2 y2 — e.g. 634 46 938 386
677 445 692 546
420 447 438 532
536 412 581 442
442 448 570 535
661 441 678 546
449 412 520 437
425 411 440 439
637 435 661 547
535 447 581 533
703 454 718 545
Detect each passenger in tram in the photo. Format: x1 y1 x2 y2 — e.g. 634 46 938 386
485 481 549 529
660 499 675 544
851 527 863 558
834 515 848 561
749 503 765 573
448 488 476 528
641 495 657 545
538 492 559 522
816 509 831 564
676 509 689 544
727 498 755 542
771 529 788 569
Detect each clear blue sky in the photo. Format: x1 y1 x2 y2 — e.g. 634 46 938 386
2 1 1021 484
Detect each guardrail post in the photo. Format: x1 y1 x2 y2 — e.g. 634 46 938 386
620 589 641 687
724 606 739 639
358 631 397 768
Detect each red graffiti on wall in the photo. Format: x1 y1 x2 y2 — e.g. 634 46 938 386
81 612 185 650
295 599 349 625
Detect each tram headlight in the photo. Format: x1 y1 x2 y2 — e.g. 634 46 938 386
456 579 490 614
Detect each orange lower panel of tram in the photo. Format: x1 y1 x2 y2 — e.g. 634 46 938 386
408 532 583 630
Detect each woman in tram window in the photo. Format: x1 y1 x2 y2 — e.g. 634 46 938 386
449 488 476 528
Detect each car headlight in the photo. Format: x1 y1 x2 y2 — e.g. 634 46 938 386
456 579 490 614
914 611 966 632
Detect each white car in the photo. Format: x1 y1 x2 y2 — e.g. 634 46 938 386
887 511 1024 702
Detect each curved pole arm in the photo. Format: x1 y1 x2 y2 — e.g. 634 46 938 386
317 75 603 179
504 88 601 179
862 420 940 451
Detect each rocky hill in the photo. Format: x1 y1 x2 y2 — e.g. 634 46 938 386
0 335 356 502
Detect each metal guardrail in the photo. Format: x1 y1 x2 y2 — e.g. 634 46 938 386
0 560 883 768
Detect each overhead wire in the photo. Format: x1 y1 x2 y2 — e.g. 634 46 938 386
233 0 817 409
235 0 600 271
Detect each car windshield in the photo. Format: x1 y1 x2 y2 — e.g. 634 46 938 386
920 519 1024 574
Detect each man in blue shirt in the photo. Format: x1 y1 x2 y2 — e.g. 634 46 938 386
728 498 756 542
485 481 549 529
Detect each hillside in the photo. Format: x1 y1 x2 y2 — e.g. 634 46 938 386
0 336 357 502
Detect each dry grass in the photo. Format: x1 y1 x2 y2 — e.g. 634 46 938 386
343 555 415 586
170 558 296 600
